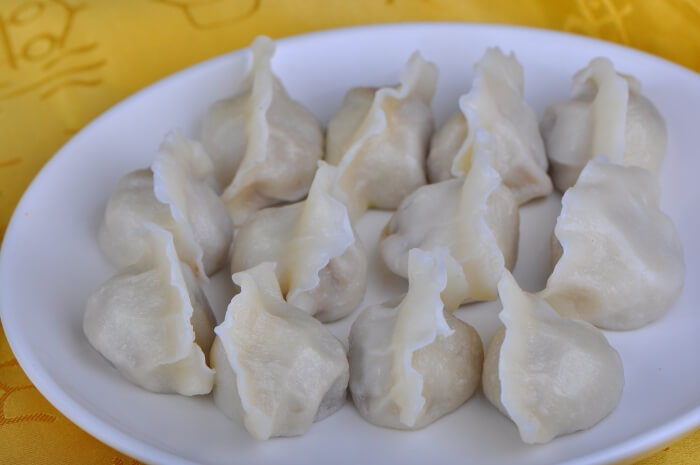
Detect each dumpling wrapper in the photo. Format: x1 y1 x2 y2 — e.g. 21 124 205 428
349 248 483 430
380 146 518 303
219 36 324 226
540 157 685 330
231 162 367 322
482 270 624 444
200 85 247 192
326 52 438 220
427 48 551 205
541 57 667 192
84 224 215 395
99 132 232 277
211 262 349 440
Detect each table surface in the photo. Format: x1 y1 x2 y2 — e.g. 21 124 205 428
1 1 699 464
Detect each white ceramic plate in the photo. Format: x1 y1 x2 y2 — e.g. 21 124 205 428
1 23 699 465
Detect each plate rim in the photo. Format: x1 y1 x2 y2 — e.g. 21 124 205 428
1 21 699 465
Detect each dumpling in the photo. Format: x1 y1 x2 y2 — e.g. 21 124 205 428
211 262 349 440
540 157 685 330
427 48 551 205
482 270 624 444
325 52 438 220
231 161 367 322
84 224 215 396
218 36 324 226
99 132 233 277
349 248 483 430
380 147 518 303
541 57 667 192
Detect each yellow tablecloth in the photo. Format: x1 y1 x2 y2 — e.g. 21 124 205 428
1 0 699 463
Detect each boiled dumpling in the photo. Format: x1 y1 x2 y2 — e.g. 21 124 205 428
211 262 349 440
349 248 483 430
482 270 624 444
428 48 551 204
540 157 685 330
218 36 324 225
203 35 323 194
326 52 438 220
231 161 367 322
541 57 667 192
84 224 215 395
99 132 232 277
380 146 518 303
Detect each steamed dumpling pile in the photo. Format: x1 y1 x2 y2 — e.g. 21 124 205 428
427 48 552 205
211 262 349 440
231 162 367 322
99 132 233 277
84 34 688 448
483 271 624 444
380 149 519 304
349 249 483 430
326 52 438 220
541 57 667 191
85 224 216 395
540 157 685 330
205 36 324 226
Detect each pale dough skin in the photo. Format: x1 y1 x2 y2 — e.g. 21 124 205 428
380 150 519 304
326 52 437 220
428 48 551 205
99 133 232 277
540 157 685 330
218 36 323 226
231 163 367 323
85 225 215 396
541 57 667 192
349 249 483 430
483 271 624 444
211 263 349 441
